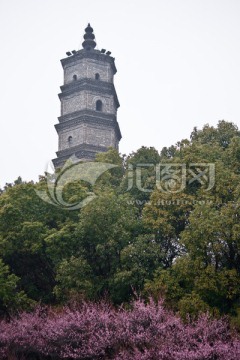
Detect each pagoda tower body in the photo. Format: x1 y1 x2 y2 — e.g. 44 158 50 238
52 24 121 168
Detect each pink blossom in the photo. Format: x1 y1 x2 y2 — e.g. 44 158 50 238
0 298 239 359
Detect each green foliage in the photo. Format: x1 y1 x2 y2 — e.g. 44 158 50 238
54 256 94 302
45 223 78 266
0 258 34 313
0 182 66 303
95 147 124 189
144 255 240 319
110 235 163 303
73 192 139 301
120 146 161 211
144 268 184 310
181 202 240 272
1 124 240 324
142 191 194 267
190 120 240 149
178 292 210 321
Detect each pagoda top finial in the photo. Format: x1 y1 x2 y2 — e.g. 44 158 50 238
82 23 96 50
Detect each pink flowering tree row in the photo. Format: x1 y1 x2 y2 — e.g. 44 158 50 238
0 298 239 360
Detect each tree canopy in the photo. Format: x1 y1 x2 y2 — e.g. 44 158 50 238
0 120 240 329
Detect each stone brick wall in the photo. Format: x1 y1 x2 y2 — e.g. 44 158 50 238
59 123 117 151
64 58 113 84
59 124 84 151
61 91 116 116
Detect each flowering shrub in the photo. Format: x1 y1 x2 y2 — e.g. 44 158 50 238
0 298 239 359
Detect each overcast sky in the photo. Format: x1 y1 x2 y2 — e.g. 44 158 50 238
1 0 240 187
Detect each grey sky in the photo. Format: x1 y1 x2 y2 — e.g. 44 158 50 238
1 0 240 187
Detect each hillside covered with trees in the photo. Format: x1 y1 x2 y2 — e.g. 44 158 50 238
0 120 240 359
